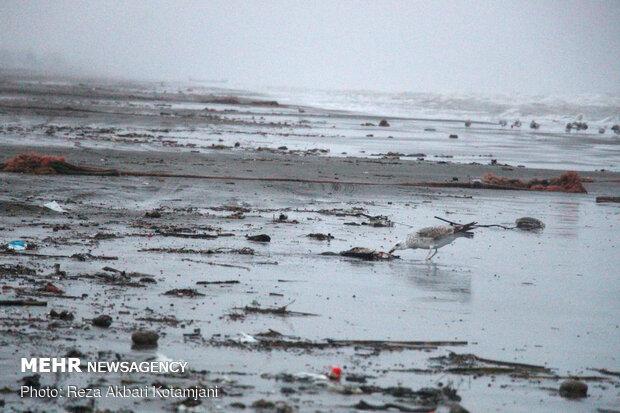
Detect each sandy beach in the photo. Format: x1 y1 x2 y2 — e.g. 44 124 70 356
1 74 619 412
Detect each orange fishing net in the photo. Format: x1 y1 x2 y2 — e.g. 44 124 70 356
482 171 586 193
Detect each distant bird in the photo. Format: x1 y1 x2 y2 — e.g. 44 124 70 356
530 120 540 130
390 222 477 260
511 120 522 128
465 119 472 127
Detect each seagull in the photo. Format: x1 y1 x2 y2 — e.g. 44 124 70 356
389 222 477 260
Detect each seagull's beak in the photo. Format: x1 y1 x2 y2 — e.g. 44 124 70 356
389 247 396 254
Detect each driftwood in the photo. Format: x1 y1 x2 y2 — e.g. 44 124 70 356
233 300 318 317
0 300 47 307
434 216 515 230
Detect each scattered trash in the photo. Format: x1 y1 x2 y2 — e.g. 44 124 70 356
515 217 545 230
328 365 342 381
7 240 27 251
307 233 334 241
596 196 620 204
237 332 258 344
325 247 395 261
559 379 588 399
131 330 159 348
163 288 205 298
49 309 74 320
42 282 64 295
43 201 66 213
566 121 588 132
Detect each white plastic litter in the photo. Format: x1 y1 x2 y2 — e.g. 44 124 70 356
294 372 329 381
237 332 258 344
44 201 66 213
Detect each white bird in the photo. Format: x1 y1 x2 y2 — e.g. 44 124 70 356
389 222 477 260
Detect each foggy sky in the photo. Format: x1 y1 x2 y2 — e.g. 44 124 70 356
2 0 619 95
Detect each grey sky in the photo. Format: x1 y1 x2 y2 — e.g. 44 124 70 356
2 0 619 94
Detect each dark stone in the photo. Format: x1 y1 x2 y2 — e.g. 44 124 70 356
378 119 390 127
144 210 162 218
449 134 458 139
22 374 40 388
92 314 113 328
246 234 271 242
515 217 545 230
131 330 159 348
559 379 588 399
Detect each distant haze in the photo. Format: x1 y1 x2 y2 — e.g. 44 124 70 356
2 0 619 95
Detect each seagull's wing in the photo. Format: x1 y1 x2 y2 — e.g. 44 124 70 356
415 225 455 240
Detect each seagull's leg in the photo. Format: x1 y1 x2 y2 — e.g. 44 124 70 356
428 248 438 260
425 249 433 261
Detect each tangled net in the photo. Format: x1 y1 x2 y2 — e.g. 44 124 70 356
1 152 119 175
482 171 586 193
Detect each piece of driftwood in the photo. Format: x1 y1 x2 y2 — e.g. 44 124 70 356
0 300 47 306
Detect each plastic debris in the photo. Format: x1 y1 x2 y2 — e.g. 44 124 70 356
7 240 27 251
238 332 258 344
294 372 328 381
328 365 342 381
43 201 66 213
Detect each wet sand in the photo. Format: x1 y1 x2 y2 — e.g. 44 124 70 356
1 74 619 412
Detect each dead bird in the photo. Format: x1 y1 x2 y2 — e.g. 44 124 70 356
389 222 477 260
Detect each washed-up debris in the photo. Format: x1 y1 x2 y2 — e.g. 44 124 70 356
237 332 258 344
41 282 64 294
1 152 119 175
157 230 234 239
71 253 118 261
144 210 162 218
482 171 587 193
92 314 113 328
596 196 620 203
449 134 458 139
232 301 318 318
322 247 395 261
183 259 250 271
140 246 255 255
559 379 588 399
515 217 545 230
378 119 390 127
363 217 393 227
49 309 74 320
251 399 293 412
352 400 429 412
328 365 342 381
0 300 47 307
566 121 588 132
164 288 205 298
0 263 36 275
431 352 552 377
43 201 66 213
307 233 334 241
246 234 271 242
7 240 28 251
196 280 240 285
214 333 466 351
131 330 159 348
